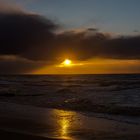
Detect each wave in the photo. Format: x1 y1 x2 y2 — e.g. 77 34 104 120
53 98 140 116
0 75 140 117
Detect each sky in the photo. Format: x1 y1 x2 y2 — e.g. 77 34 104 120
9 0 140 35
0 0 140 74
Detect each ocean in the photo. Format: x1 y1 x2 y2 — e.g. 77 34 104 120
0 74 140 116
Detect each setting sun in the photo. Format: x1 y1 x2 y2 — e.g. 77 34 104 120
62 59 72 66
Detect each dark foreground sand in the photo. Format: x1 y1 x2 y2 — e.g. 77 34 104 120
0 102 140 140
0 129 63 140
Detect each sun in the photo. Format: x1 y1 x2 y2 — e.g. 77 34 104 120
62 59 72 66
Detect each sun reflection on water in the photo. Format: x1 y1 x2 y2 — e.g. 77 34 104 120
51 110 77 139
60 116 69 137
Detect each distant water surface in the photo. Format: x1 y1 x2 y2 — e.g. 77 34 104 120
0 74 140 116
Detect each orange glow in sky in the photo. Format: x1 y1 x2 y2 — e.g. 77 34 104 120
62 59 72 66
32 58 140 74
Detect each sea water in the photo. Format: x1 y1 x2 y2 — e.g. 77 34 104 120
0 74 140 116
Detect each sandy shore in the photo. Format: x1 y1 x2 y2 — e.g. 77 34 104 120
0 102 140 140
0 129 63 140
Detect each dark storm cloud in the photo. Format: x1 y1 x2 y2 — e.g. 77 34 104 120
104 36 140 59
0 11 58 60
0 6 58 74
53 30 140 60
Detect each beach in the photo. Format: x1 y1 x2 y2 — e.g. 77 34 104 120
0 75 140 139
0 129 62 140
0 101 140 140
0 0 140 139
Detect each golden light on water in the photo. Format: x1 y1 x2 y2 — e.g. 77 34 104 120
55 110 71 138
60 116 69 136
51 110 77 139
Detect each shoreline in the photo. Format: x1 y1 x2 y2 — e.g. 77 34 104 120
0 101 140 139
1 97 140 117
0 129 63 140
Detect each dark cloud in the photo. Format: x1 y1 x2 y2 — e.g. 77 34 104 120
0 12 58 60
104 36 140 59
0 8 140 73
0 58 42 74
87 28 98 32
52 31 140 61
0 9 58 73
0 11 140 61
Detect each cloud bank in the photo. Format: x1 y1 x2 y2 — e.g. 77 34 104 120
0 3 140 74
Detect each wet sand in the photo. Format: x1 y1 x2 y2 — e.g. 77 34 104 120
0 102 140 140
0 129 63 140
